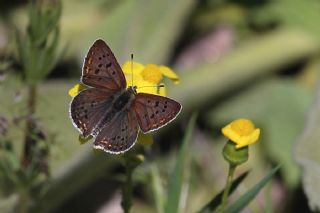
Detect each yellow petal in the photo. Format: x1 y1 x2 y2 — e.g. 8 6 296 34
68 83 87 97
235 129 260 148
158 84 166 96
159 66 180 84
122 61 145 75
136 79 159 95
141 64 163 84
125 73 144 88
139 86 158 95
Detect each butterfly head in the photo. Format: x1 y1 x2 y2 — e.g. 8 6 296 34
127 86 138 95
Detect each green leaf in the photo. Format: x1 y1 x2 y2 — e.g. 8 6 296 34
118 0 194 62
150 165 165 213
170 30 318 115
41 27 60 79
294 60 320 211
68 0 196 63
253 0 320 42
224 165 281 213
165 113 197 213
198 171 249 213
16 1 61 84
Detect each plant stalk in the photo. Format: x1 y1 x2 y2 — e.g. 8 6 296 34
17 190 29 213
220 164 236 212
21 84 37 169
121 154 133 213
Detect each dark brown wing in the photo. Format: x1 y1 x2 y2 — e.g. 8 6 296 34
81 39 126 90
70 88 115 138
93 108 139 154
133 93 182 133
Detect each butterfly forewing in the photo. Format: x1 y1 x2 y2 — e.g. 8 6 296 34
70 88 115 138
133 93 182 133
82 39 126 90
93 108 139 154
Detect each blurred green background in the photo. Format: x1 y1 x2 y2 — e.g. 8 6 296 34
1 0 320 212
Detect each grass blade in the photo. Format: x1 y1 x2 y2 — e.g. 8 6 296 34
150 165 165 213
198 171 249 213
165 113 197 213
225 165 281 213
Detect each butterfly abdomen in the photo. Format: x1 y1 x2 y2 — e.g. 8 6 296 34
92 89 134 137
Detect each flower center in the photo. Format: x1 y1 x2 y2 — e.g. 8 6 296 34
141 64 163 84
230 119 255 136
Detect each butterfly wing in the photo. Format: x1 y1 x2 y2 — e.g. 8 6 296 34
133 93 182 133
82 39 126 90
70 88 115 138
93 108 139 154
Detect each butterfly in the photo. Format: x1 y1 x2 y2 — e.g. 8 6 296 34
69 39 182 154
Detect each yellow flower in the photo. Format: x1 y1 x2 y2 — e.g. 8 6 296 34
222 119 260 149
68 62 179 97
122 61 179 96
68 83 88 97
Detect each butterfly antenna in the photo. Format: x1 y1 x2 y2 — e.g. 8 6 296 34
131 53 133 87
137 85 165 89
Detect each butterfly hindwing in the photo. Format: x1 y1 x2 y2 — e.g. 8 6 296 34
133 93 182 133
70 88 115 138
93 108 139 154
82 39 126 90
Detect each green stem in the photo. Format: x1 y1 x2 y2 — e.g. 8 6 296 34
22 84 37 169
220 164 236 212
121 154 133 213
17 190 29 213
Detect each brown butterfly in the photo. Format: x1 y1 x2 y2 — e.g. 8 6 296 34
69 39 182 154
